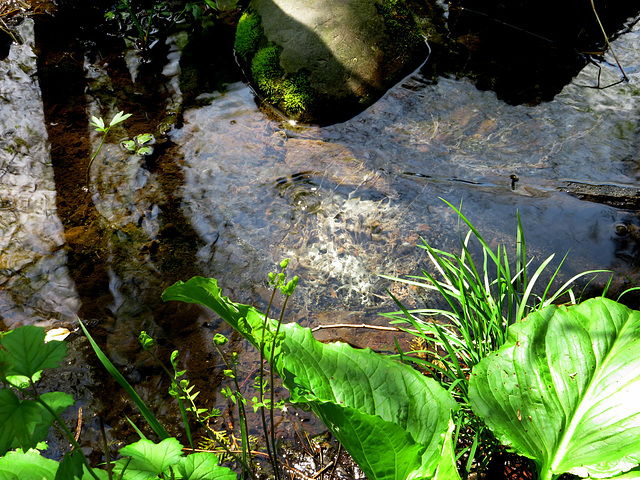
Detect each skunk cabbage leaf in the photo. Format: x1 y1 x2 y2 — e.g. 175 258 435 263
163 277 459 480
470 297 640 480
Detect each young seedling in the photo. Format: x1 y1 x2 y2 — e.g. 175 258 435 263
86 110 132 188
121 132 155 156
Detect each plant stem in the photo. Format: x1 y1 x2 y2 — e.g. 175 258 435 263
259 284 280 480
144 1 156 48
119 0 145 42
268 293 290 475
86 126 109 187
145 350 195 449
100 415 114 480
21 388 102 480
590 0 628 82
212 342 257 480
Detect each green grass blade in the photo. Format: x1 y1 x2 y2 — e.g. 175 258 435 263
516 211 526 297
78 320 169 440
516 254 556 321
387 290 469 399
126 416 147 439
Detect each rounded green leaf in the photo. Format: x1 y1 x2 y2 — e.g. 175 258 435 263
470 297 640 479
1 325 67 381
176 452 236 480
0 449 58 480
116 438 183 478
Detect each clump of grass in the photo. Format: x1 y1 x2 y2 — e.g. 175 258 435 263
381 199 608 476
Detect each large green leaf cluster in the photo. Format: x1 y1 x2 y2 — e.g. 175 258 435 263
164 277 640 480
163 277 460 480
0 324 235 480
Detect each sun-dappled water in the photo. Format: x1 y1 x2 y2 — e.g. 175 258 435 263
1 4 640 471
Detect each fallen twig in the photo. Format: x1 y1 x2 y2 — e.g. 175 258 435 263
311 323 409 333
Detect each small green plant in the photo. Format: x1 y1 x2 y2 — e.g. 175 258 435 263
0 324 236 480
105 0 221 51
87 110 131 187
163 271 640 480
121 132 155 156
162 272 460 480
81 320 258 480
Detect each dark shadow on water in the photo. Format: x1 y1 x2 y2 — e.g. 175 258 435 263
34 0 235 454
425 0 640 105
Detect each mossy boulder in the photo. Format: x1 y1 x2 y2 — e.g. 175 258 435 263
234 0 427 125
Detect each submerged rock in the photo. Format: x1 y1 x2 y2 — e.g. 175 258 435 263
235 0 428 125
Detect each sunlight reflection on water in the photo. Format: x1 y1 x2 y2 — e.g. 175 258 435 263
0 19 78 328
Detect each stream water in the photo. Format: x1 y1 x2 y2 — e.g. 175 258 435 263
1 1 640 473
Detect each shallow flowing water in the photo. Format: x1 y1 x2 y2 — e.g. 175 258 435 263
1 3 640 471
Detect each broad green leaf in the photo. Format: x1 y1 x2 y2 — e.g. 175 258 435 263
163 277 458 480
469 298 640 480
0 350 11 379
0 388 42 455
0 449 58 480
176 452 236 480
31 392 75 452
82 465 109 480
81 466 109 480
115 438 183 479
1 325 66 382
55 450 84 480
608 467 640 479
433 419 462 480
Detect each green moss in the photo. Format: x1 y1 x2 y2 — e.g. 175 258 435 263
251 44 284 100
251 45 282 80
250 44 315 117
234 11 262 62
282 73 315 114
377 0 423 53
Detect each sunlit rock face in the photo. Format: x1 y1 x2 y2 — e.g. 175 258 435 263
235 0 428 125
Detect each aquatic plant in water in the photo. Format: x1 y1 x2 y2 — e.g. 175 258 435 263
163 275 461 480
2 257 639 479
121 132 156 156
86 110 131 187
162 273 640 480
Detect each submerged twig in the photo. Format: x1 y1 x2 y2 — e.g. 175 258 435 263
311 323 417 334
590 0 629 82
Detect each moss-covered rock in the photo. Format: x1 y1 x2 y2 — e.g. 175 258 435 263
234 10 261 62
234 0 428 125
